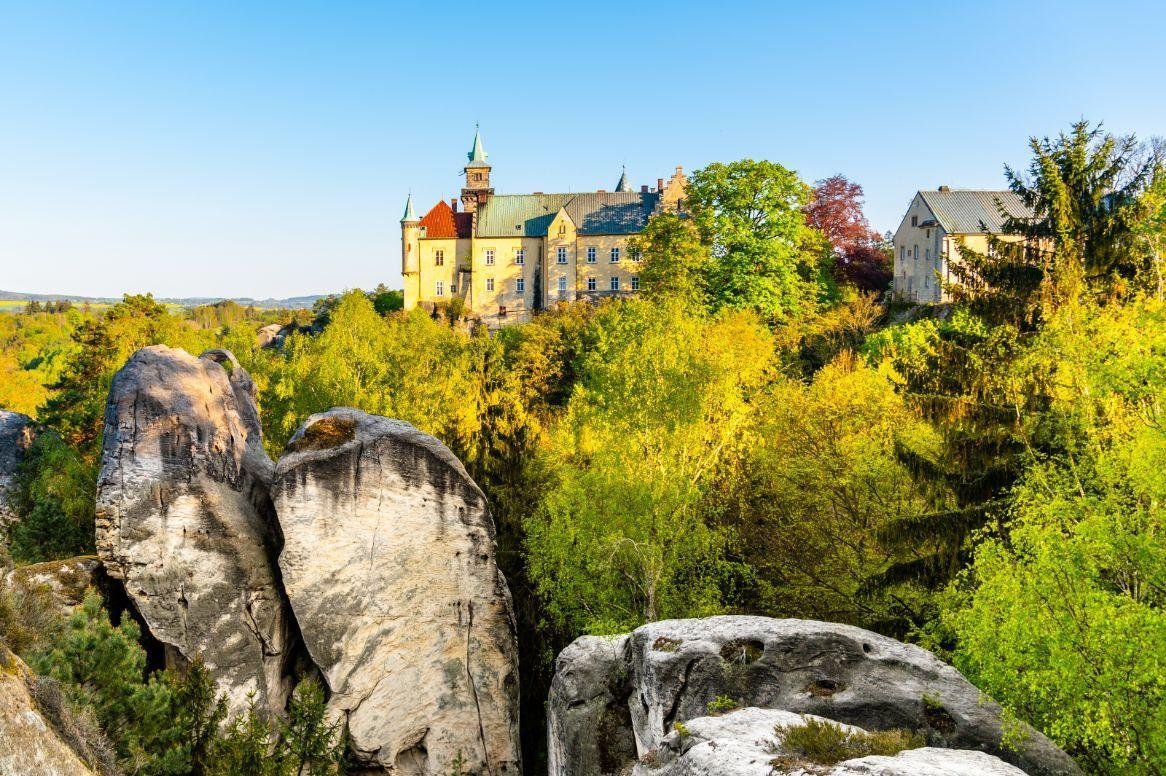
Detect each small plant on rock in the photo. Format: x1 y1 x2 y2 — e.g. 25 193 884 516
770 716 924 769
706 694 740 715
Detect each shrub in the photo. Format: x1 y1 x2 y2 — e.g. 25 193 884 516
772 716 923 767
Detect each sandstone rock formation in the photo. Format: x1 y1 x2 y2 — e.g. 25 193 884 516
1 555 104 612
0 643 98 776
0 410 35 550
95 345 297 715
273 408 520 775
256 323 286 349
633 707 1027 776
549 616 1080 776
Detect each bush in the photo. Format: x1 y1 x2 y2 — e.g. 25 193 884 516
772 716 923 767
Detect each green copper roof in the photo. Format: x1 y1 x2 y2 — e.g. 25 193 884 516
614 166 632 192
474 191 660 238
401 193 417 222
466 126 489 168
475 194 573 237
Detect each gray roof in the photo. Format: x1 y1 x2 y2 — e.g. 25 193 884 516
918 190 1032 234
475 191 660 237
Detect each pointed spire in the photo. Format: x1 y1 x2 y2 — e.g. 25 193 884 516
615 165 631 192
467 124 489 167
401 192 417 223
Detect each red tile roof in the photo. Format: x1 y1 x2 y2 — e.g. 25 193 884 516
419 200 472 238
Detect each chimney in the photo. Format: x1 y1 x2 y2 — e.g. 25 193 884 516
597 189 606 193
641 185 648 193
657 177 664 191
450 198 458 211
938 185 950 192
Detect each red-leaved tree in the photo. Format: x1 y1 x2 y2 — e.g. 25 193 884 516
806 175 892 293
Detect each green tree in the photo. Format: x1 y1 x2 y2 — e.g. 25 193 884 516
945 297 1166 773
628 212 712 308
686 159 830 321
524 299 772 634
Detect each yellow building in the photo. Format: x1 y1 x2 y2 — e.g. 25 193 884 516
892 187 1033 303
401 129 687 327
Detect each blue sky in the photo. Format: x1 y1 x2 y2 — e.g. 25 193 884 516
2 1 1163 299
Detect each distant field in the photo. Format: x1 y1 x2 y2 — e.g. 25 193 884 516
0 299 112 313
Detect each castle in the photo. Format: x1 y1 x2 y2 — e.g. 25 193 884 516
401 128 687 327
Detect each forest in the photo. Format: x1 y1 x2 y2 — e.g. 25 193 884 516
1 121 1164 774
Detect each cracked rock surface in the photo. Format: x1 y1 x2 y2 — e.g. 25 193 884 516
549 616 1080 776
273 407 520 776
95 346 298 715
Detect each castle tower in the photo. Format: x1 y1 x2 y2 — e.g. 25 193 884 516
614 165 632 192
400 193 421 309
461 126 494 214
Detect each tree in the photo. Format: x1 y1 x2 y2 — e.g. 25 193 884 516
524 299 772 634
805 175 878 252
627 212 712 308
999 121 1163 302
686 159 830 322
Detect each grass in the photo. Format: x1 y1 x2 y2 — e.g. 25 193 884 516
770 716 924 769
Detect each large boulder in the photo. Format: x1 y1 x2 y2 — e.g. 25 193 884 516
1 556 105 612
549 616 1079 776
95 346 298 715
272 408 520 775
0 643 101 776
633 707 1027 776
0 410 35 550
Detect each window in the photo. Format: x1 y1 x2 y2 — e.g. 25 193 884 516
586 247 597 263
911 215 918 227
610 247 621 263
515 249 525 265
516 278 525 293
914 245 919 259
498 305 507 317
631 276 640 290
434 250 444 267
925 229 930 238
925 248 930 260
610 276 620 291
631 247 643 261
556 246 567 264
900 246 905 260
485 249 495 266
435 280 444 296
587 277 597 291
558 276 567 293
486 277 495 292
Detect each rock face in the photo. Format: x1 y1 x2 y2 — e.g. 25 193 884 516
548 616 1080 776
0 643 98 776
1 556 105 612
95 345 298 715
0 410 35 550
633 707 1027 776
273 408 520 776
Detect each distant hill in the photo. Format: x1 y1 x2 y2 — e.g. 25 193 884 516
0 289 326 309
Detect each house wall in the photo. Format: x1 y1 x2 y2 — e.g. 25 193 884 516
469 235 543 327
570 234 643 302
892 194 947 303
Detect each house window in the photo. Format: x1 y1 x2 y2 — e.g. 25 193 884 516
926 229 930 238
558 276 567 293
498 305 507 317
435 281 444 296
900 246 905 260
925 248 930 260
434 250 444 267
586 247 597 263
911 215 918 227
485 249 495 266
587 277 597 291
515 249 525 265
631 247 643 261
486 278 495 291
556 247 567 264
516 278 525 293
610 247 621 263
914 245 919 259
610 276 620 291
631 276 640 291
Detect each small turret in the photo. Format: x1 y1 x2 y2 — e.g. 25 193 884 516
401 193 421 307
461 125 494 214
614 166 632 193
